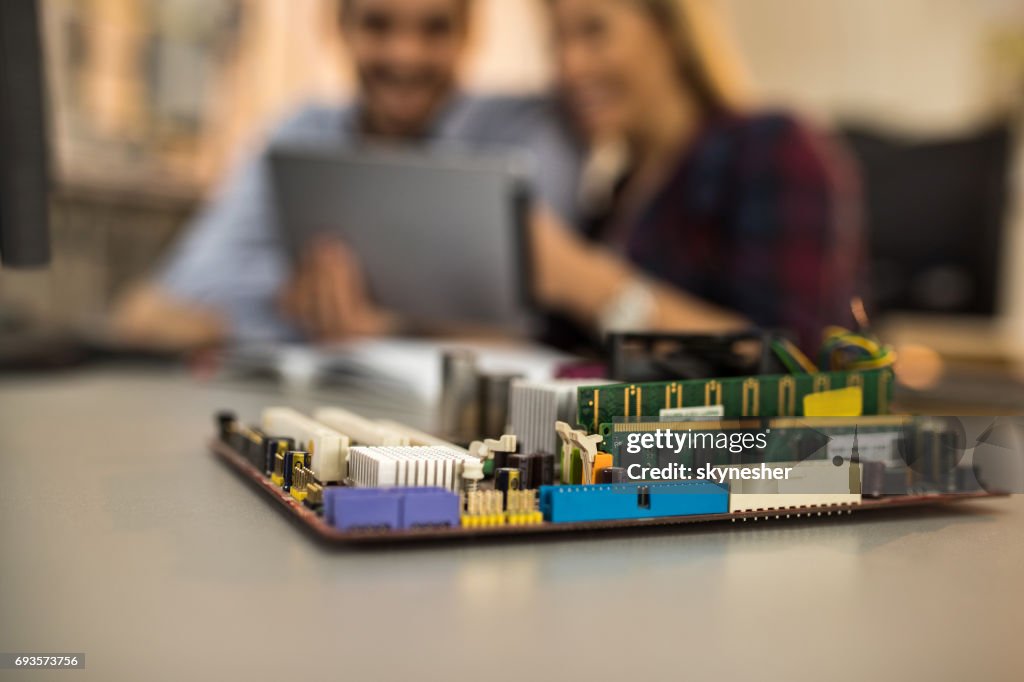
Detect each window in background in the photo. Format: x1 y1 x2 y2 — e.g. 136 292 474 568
43 0 244 193
39 0 551 196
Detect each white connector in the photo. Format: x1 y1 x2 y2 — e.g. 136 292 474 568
462 459 485 493
721 460 863 513
556 421 603 484
485 435 517 455
468 435 518 462
314 407 411 447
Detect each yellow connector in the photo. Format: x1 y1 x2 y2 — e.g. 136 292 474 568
271 451 286 488
505 490 542 527
289 464 317 503
462 490 543 528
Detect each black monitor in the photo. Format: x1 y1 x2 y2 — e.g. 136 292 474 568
0 0 51 268
843 123 1011 318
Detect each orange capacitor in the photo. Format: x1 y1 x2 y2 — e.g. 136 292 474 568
592 453 614 485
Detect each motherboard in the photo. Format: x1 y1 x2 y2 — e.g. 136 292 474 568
211 404 1001 546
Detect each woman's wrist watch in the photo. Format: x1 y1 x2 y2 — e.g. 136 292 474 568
598 279 658 337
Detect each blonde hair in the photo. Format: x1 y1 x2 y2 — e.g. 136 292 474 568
634 0 753 114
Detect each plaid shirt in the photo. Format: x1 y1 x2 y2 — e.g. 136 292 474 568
616 113 864 351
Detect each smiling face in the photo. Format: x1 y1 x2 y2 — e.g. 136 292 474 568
549 0 684 141
342 0 470 137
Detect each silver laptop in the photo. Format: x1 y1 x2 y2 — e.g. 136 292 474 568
269 143 534 331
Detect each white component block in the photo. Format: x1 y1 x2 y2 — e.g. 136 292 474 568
718 460 863 513
262 408 350 483
314 407 411 447
348 446 479 492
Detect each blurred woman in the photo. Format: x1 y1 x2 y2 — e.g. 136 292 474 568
532 0 862 351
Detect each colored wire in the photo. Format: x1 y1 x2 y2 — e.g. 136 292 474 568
818 327 896 372
771 338 819 374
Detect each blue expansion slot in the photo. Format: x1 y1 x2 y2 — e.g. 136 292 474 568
538 481 729 524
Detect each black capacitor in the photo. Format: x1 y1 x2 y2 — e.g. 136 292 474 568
599 467 627 484
216 411 237 442
536 453 556 487
264 437 296 475
494 468 522 503
283 451 309 490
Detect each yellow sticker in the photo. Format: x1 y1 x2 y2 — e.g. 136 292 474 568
803 387 864 417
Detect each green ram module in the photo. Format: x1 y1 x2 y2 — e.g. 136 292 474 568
576 368 895 434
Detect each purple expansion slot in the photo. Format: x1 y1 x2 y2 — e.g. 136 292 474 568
324 488 460 532
399 489 461 529
325 489 402 531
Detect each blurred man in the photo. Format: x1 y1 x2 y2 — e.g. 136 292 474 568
112 0 579 349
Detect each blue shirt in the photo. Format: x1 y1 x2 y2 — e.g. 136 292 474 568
157 95 581 342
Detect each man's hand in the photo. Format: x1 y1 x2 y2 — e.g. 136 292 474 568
280 237 398 342
110 284 228 351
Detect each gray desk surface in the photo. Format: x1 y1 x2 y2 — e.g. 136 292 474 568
1 367 1021 682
